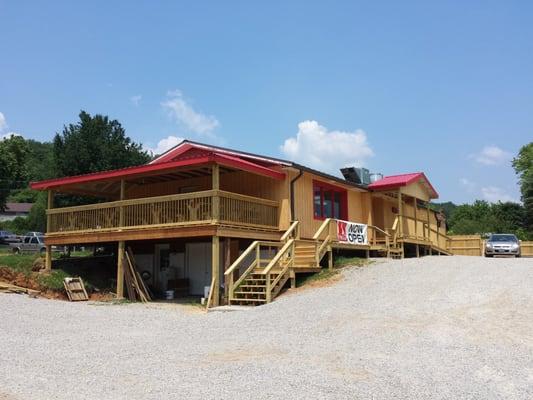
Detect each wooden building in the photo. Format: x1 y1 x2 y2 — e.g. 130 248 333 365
30 140 449 306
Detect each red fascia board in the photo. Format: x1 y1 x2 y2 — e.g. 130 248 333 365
149 143 194 164
30 156 212 190
30 154 285 190
368 172 439 198
212 153 285 180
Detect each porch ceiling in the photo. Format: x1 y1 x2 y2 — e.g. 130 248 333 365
44 164 238 198
30 151 286 196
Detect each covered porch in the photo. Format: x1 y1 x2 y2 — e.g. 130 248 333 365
30 151 290 305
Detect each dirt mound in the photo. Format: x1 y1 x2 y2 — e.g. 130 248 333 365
0 267 67 300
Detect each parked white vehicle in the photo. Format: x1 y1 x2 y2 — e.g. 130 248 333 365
10 236 46 254
484 234 521 257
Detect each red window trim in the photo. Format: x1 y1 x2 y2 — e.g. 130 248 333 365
312 180 348 221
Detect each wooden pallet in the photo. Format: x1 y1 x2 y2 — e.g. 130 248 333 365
63 277 89 301
0 281 40 297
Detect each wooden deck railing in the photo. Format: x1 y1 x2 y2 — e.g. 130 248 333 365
47 190 279 234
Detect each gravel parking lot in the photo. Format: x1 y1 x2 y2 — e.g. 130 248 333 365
1 256 532 400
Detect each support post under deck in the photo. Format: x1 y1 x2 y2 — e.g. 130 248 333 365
117 240 125 299
212 235 220 307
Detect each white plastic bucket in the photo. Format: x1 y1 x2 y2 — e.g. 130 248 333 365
164 290 174 300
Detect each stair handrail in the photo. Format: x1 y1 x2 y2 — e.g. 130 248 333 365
225 240 260 277
262 238 295 275
368 225 390 237
263 238 295 303
280 220 300 242
312 218 335 265
313 218 333 240
367 224 391 248
225 240 283 302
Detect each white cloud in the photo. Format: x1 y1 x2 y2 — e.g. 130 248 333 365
1 132 22 140
161 90 219 136
145 135 184 156
280 120 374 174
130 95 142 107
481 186 517 203
0 112 6 131
471 145 512 166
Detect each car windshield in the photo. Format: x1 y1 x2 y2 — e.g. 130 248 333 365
490 235 517 242
38 236 44 243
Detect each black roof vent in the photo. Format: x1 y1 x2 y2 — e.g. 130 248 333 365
341 167 370 185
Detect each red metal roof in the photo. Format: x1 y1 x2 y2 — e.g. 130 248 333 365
30 145 285 190
368 172 438 198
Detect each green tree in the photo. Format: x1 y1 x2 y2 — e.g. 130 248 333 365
512 142 533 233
0 135 30 210
53 111 150 178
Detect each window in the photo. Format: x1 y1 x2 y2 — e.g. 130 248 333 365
313 181 347 220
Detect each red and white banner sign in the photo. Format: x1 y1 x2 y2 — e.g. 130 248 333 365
336 220 368 245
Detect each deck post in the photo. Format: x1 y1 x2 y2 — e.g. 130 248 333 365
211 235 220 307
328 247 333 270
212 164 220 223
44 190 54 272
119 179 126 228
46 190 54 233
416 243 420 258
116 240 125 299
44 246 52 272
223 237 231 304
414 197 418 240
397 190 403 238
426 201 431 245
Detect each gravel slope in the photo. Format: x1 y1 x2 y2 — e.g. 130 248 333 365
1 256 532 400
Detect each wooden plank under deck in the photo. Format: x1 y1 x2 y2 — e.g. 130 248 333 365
45 224 282 245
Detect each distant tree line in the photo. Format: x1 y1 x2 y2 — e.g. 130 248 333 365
431 141 533 240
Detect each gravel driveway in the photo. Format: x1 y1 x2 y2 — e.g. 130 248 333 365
1 256 532 399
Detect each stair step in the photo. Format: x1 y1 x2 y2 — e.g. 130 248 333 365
240 284 266 288
231 298 266 304
234 291 266 296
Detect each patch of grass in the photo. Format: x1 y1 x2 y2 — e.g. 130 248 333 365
37 269 70 291
297 268 340 287
296 257 372 288
0 253 38 275
334 256 371 268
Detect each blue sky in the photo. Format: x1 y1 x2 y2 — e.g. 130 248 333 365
1 1 532 204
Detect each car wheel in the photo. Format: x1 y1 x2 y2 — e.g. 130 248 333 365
12 248 20 254
40 248 46 256
485 253 493 258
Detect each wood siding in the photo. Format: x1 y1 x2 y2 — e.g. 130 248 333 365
292 172 371 239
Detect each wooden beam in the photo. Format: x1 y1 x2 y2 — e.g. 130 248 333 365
211 235 220 307
414 197 418 239
426 201 431 244
223 237 231 302
117 240 125 299
44 245 52 272
119 179 125 228
46 190 54 233
44 190 54 272
397 190 403 238
212 164 220 222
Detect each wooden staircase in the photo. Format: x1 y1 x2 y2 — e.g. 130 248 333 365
230 267 291 305
223 219 403 308
293 240 320 269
